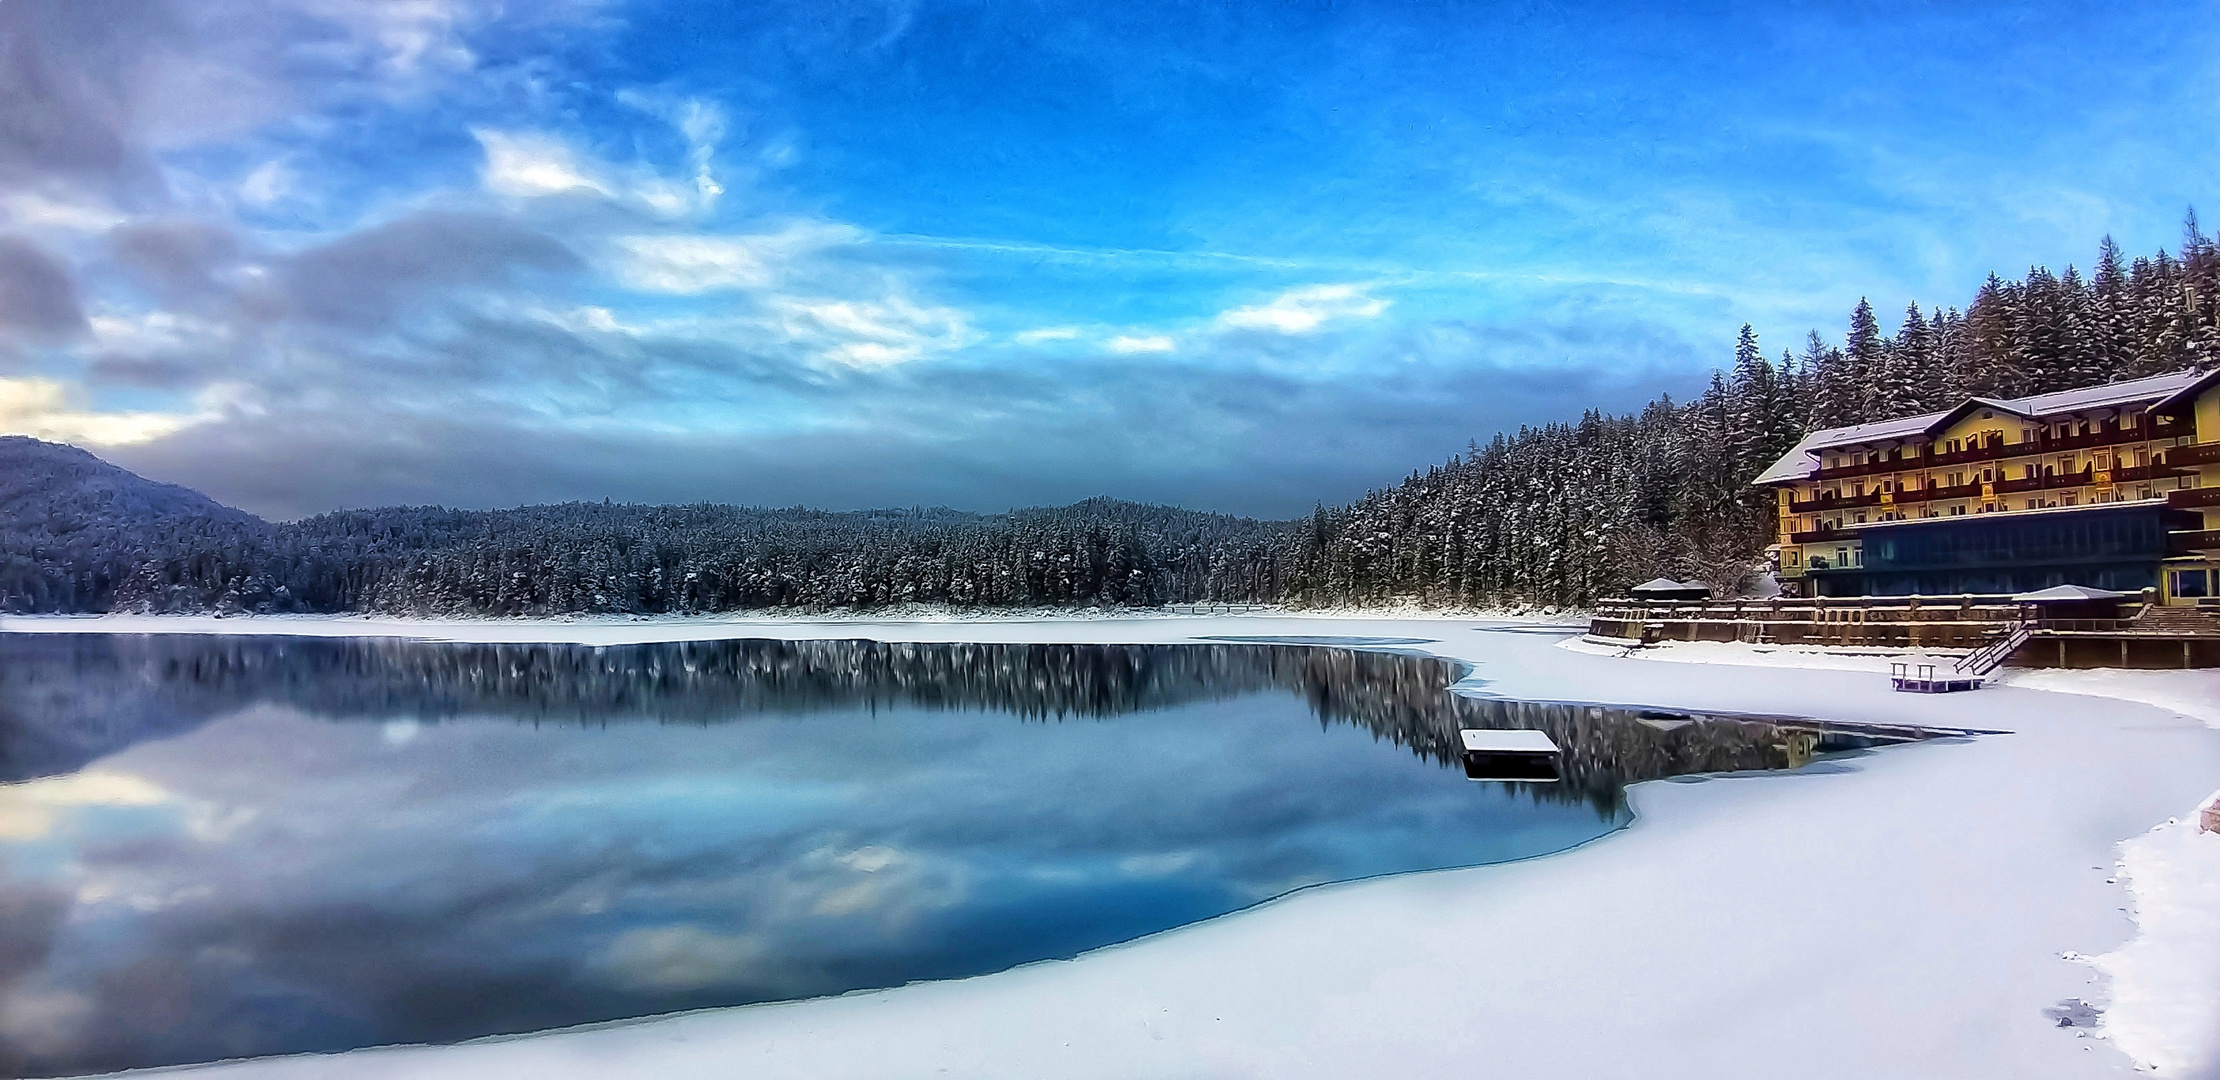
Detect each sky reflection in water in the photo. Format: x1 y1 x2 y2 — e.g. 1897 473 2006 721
0 635 1823 1075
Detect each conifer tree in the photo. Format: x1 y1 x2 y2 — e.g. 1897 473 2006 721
1845 298 1884 415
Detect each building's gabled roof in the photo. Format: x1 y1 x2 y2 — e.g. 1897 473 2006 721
1753 368 2211 487
2149 367 2220 418
1924 396 2032 430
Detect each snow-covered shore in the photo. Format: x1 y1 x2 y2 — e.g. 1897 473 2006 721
7 612 2216 1080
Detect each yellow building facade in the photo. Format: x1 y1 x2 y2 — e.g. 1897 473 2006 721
1754 369 2220 602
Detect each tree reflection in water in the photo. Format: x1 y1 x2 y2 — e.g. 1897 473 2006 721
0 634 1851 807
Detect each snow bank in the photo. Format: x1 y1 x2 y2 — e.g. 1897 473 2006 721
2089 808 2220 1076
2002 667 2220 730
9 612 2214 1080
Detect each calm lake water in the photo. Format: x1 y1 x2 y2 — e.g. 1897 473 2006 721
0 633 1845 1076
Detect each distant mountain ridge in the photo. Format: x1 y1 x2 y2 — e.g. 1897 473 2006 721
0 437 1291 615
1 435 260 529
2 436 273 612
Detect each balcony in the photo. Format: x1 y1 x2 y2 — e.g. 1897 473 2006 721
2169 529 2220 555
1786 491 1884 514
2169 487 2220 510
2165 441 2220 468
2113 461 2191 484
1787 526 1857 544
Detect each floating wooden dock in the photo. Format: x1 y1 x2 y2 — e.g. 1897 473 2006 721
1459 729 1561 782
1888 661 1982 694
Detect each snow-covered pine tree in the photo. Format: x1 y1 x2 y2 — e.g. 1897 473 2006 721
1845 298 1884 416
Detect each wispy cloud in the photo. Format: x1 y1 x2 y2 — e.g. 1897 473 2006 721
774 295 972 368
1014 326 1081 344
475 129 612 199
1106 334 1175 354
1216 284 1389 334
611 225 861 293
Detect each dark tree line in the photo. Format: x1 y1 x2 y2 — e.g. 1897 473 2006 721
0 465 1293 614
6 219 2217 615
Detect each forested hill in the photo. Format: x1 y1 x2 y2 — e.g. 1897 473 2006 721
7 221 2218 616
1276 219 2220 609
0 439 1290 614
1 436 269 611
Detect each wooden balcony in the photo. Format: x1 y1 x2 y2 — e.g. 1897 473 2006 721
2169 529 2220 555
1787 526 1857 544
2169 487 2220 510
1786 491 1884 514
2113 461 2191 483
2165 441 2220 468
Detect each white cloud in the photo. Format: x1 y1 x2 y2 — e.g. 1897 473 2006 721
0 192 126 233
0 377 211 446
474 129 611 199
476 108 731 219
1216 283 1390 334
1107 334 1175 354
612 224 859 293
238 159 296 206
775 294 972 368
1015 326 1081 344
89 311 233 355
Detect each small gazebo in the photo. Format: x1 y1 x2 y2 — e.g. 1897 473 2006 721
2010 584 2126 621
1629 578 1713 602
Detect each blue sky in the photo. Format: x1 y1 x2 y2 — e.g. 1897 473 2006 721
1 0 2216 518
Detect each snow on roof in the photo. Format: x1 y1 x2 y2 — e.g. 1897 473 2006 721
2010 584 2126 602
1753 369 2211 486
1751 432 1826 485
1629 577 1707 594
2015 369 2210 416
1459 729 1560 754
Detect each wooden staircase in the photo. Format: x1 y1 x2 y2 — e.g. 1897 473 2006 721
1952 621 2032 676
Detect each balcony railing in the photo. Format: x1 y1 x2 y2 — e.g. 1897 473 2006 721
2169 487 2220 510
1787 526 1857 544
2113 461 2192 483
1785 491 1884 514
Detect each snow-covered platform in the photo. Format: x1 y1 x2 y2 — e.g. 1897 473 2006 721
1458 727 1562 782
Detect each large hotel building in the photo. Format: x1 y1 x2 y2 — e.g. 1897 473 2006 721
1757 368 2220 603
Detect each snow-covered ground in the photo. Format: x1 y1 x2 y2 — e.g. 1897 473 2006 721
5 612 2216 1080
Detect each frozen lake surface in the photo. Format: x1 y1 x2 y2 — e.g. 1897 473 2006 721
2 633 1866 1075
